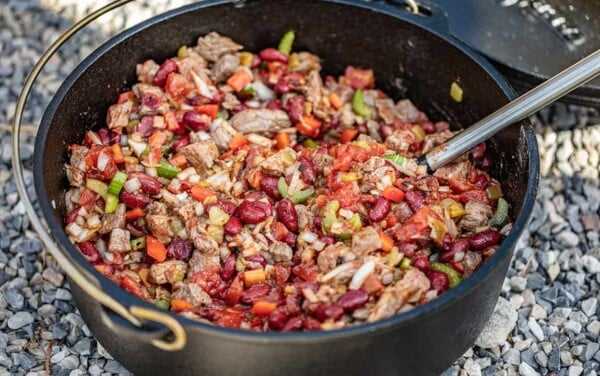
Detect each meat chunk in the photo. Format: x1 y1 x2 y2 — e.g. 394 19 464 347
221 92 241 111
211 54 240 83
146 214 173 243
99 203 126 234
268 241 293 262
375 98 397 124
352 227 383 256
190 227 220 255
385 129 416 153
172 282 212 306
65 145 88 187
295 205 313 230
175 50 207 80
360 164 395 193
108 228 131 253
106 100 133 129
289 52 321 72
150 260 188 284
460 201 493 232
132 83 170 115
196 32 243 62
205 171 233 193
317 242 350 272
259 147 297 176
188 250 220 275
395 99 422 123
422 130 454 154
368 269 430 322
230 109 291 134
136 59 160 84
210 118 239 150
181 141 219 173
434 160 471 182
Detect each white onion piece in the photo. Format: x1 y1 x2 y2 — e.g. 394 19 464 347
349 260 375 290
321 262 356 283
97 152 110 171
190 71 214 99
299 231 318 243
251 81 275 101
128 139 147 157
124 178 141 192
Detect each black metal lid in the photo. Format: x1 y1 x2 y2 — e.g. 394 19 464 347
431 0 600 106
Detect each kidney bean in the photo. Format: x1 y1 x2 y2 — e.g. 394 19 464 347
237 200 272 224
472 174 489 190
126 223 145 237
298 157 316 185
266 99 282 110
77 241 100 263
172 135 190 151
338 290 369 312
220 254 237 281
137 116 154 137
428 270 449 293
471 143 486 159
259 48 288 63
284 232 297 247
283 95 305 123
304 317 322 331
412 255 430 271
369 197 391 222
167 238 192 261
282 316 304 332
241 283 270 305
276 199 298 233
380 124 393 138
182 111 209 131
98 128 111 145
320 236 335 246
469 229 502 251
65 207 80 224
153 59 178 87
398 242 418 257
404 190 425 212
130 173 162 195
440 238 470 263
224 216 242 235
245 254 267 269
421 121 435 134
312 303 344 322
268 308 289 330
142 93 161 111
260 175 281 199
120 191 150 208
218 200 237 215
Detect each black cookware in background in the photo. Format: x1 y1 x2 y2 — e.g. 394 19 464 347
32 0 539 375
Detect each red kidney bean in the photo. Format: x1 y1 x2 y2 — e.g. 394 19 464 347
167 238 192 261
469 229 502 251
130 173 162 195
471 143 486 159
412 255 430 271
298 157 316 185
98 128 111 145
268 308 289 330
153 59 178 87
282 316 304 332
65 207 80 224
434 121 450 132
398 242 418 257
220 254 237 281
259 48 288 63
320 236 335 246
172 135 190 151
237 200 271 224
283 95 305 123
276 199 298 233
245 254 267 269
472 174 489 190
78 241 100 263
120 191 150 208
440 238 470 263
404 190 425 212
260 175 281 199
137 116 154 137
240 283 270 304
284 232 297 247
428 271 449 293
266 99 282 110
421 121 435 134
380 124 393 138
142 93 160 110
218 200 237 215
126 223 145 237
182 111 209 131
303 317 322 331
224 216 242 235
369 197 391 222
338 290 369 312
312 303 344 322
479 156 492 170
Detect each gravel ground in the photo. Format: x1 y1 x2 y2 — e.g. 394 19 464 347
0 1 599 375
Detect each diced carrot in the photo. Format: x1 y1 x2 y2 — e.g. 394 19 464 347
275 132 290 150
362 274 384 294
125 208 145 221
195 104 219 119
111 144 124 164
170 154 187 168
244 269 266 286
146 235 167 262
117 91 135 104
190 186 216 202
248 170 262 190
147 147 162 167
297 115 321 137
251 301 277 316
148 130 169 149
170 299 192 312
229 133 248 150
380 232 394 253
315 194 328 208
329 92 343 110
382 186 405 202
227 69 253 92
271 221 289 241
340 128 358 143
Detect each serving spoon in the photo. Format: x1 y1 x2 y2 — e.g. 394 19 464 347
419 49 600 171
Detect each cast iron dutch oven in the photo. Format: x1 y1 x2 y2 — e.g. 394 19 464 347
30 0 539 374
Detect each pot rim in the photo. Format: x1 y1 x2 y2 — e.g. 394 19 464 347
34 0 540 343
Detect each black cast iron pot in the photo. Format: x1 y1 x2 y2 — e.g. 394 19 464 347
33 0 539 375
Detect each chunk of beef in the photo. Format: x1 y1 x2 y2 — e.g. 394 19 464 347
289 52 321 72
459 201 493 232
317 242 350 272
368 269 430 322
181 141 219 173
259 147 297 176
136 59 160 84
146 214 173 243
188 250 221 275
422 130 454 154
150 260 188 285
175 50 207 80
196 32 243 62
395 99 422 123
209 118 239 150
230 109 291 134
132 83 170 115
99 203 126 234
172 282 212 306
190 227 220 255
65 145 88 187
211 54 240 83
106 100 133 130
108 228 131 253
375 98 397 124
352 227 383 256
268 241 293 262
385 129 416 153
433 160 471 183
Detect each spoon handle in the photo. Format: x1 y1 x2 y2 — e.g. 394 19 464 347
423 49 600 171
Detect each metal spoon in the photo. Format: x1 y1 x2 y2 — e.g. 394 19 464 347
420 49 600 171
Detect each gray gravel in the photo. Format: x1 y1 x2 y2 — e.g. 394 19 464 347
1 1 599 375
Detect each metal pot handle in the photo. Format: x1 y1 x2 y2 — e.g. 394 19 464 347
375 0 450 33
11 0 186 352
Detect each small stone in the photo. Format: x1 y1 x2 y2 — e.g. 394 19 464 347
528 318 545 341
557 231 579 247
581 255 600 273
476 298 518 348
561 351 574 366
511 276 528 292
42 267 64 287
587 321 600 336
503 349 521 365
564 320 583 334
59 355 80 370
11 352 35 370
535 351 548 368
547 263 560 281
55 288 72 301
586 343 600 361
4 288 24 309
7 311 33 329
519 362 540 376
37 304 57 318
51 350 68 364
527 274 546 290
548 346 561 371
569 365 583 376
530 305 547 320
72 338 92 355
463 358 482 376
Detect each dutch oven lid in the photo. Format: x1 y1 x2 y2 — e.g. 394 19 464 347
430 0 600 107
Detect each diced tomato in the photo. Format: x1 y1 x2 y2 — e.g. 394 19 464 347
291 264 318 283
344 66 375 89
191 269 227 297
120 276 145 298
225 275 244 306
195 104 219 119
271 221 289 241
296 115 321 138
340 128 358 143
382 186 405 202
111 144 124 164
332 183 361 209
165 72 194 99
458 190 489 204
125 208 145 221
190 186 216 202
78 189 97 209
448 178 474 193
394 207 432 242
85 146 117 181
227 69 253 92
229 134 248 150
117 91 135 104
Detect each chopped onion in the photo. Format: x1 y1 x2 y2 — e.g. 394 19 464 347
188 174 200 184
338 208 354 220
312 240 325 251
349 260 375 290
145 167 157 177
299 231 317 243
124 178 141 192
85 131 102 145
190 70 214 99
176 192 189 202
128 139 147 157
247 133 274 147
245 99 261 109
251 81 275 101
87 214 101 228
302 288 318 303
177 167 197 181
97 151 110 171
321 262 356 283
66 223 83 238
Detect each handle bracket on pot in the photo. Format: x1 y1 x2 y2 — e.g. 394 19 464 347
11 0 186 352
374 0 450 33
